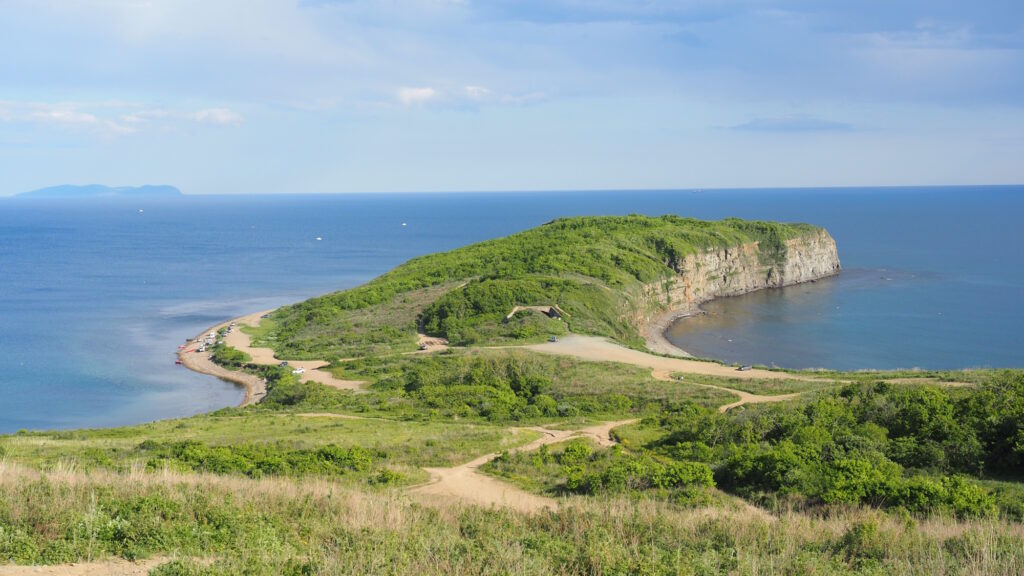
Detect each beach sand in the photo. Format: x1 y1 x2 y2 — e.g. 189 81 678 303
526 335 819 382
643 307 699 357
177 309 364 408
177 319 268 406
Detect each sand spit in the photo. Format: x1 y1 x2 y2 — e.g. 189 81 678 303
178 309 364 407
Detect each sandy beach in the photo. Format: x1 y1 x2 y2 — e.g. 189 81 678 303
643 307 700 357
177 309 364 408
177 318 268 406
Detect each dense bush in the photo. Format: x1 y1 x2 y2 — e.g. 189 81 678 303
209 345 251 368
139 439 378 479
642 373 1024 517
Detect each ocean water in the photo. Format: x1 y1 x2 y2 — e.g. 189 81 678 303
0 187 1021 432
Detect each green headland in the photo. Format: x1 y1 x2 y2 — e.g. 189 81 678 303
1 215 1021 575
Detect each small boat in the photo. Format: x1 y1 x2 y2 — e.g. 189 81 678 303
175 360 183 365
316 236 322 241
401 222 407 227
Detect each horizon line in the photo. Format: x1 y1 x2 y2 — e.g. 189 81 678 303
4 182 1023 198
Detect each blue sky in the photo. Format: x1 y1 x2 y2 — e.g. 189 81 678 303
1 0 1022 194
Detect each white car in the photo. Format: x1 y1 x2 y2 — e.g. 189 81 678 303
291 368 306 375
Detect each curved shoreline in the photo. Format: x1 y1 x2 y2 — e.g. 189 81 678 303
178 309 366 408
176 315 269 407
643 307 698 358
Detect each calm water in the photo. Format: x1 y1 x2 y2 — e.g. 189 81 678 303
0 187 1021 432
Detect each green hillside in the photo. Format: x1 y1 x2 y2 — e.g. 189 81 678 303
265 215 821 358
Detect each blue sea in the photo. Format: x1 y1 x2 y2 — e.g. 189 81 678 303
1 187 1022 432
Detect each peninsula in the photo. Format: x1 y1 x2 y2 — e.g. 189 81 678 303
2 215 1022 575
263 215 840 362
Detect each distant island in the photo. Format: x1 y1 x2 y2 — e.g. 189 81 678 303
16 184 182 198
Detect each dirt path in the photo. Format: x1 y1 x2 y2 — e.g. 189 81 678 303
518 335 816 413
649 370 799 413
409 419 636 513
413 321 449 354
524 335 823 382
0 557 168 576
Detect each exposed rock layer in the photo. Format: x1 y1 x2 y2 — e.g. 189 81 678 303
636 228 841 354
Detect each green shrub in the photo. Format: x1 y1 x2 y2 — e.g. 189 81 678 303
209 345 251 368
837 519 887 567
141 440 378 479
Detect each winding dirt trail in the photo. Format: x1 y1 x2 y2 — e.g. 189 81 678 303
524 335 820 383
522 335 820 412
179 315 823 512
649 370 799 413
408 419 637 513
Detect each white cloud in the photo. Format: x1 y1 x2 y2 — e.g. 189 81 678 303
463 85 491 100
0 100 134 136
0 100 243 136
397 87 439 105
392 85 544 108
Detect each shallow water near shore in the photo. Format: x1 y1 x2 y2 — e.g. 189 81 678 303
0 186 1022 432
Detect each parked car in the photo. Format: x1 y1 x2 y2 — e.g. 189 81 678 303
548 336 559 343
737 365 753 371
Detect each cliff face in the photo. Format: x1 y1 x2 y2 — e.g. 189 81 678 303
634 228 841 342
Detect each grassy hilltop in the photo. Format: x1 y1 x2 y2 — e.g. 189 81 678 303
1 215 1022 575
265 215 821 358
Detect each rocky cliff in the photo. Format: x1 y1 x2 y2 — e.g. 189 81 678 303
638 228 841 354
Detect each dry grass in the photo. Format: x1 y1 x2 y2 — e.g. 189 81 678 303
2 460 1022 575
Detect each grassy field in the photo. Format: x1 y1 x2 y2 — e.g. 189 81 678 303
331 348 740 413
0 412 541 487
2 462 1022 575
5 362 1020 573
